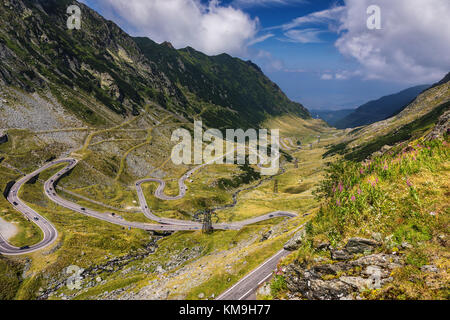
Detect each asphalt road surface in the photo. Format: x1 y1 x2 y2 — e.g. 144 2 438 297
216 249 291 300
216 222 307 300
0 160 62 255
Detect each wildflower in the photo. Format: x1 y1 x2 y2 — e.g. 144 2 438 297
351 195 356 202
336 199 341 206
406 178 413 187
276 266 283 275
338 182 343 192
357 188 361 195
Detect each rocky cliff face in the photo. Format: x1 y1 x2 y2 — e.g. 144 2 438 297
285 251 403 300
135 37 310 128
426 109 450 140
0 0 185 118
0 0 309 129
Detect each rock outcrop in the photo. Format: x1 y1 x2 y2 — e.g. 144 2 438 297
284 228 306 251
285 253 402 300
344 237 380 254
284 237 397 300
426 109 450 140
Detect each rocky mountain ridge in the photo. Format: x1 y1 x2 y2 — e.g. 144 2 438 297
0 0 309 130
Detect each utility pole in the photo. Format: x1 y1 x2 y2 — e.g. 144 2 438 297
273 179 278 194
202 210 213 234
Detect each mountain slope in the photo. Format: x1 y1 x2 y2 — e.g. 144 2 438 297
323 72 449 161
133 37 310 128
0 0 309 130
269 75 450 301
335 85 430 129
310 109 355 126
0 0 183 121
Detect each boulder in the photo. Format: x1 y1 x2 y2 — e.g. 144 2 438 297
339 276 370 291
330 249 352 261
257 283 271 297
260 230 272 242
420 265 439 273
284 228 306 251
316 242 330 251
312 263 347 276
344 237 380 254
350 253 403 269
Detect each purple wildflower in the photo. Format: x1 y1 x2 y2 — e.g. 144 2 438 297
406 178 413 187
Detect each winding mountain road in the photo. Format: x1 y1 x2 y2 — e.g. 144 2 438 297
1 153 297 255
0 160 62 255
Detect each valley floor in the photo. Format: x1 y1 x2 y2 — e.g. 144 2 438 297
0 111 338 300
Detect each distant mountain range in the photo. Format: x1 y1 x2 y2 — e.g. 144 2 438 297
333 85 430 129
326 72 450 161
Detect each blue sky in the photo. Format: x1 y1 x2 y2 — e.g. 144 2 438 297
81 0 450 110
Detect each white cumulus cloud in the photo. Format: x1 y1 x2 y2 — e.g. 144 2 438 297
272 0 450 83
89 0 260 56
336 0 450 83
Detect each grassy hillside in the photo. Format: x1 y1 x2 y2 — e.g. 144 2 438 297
272 137 449 300
261 78 450 300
